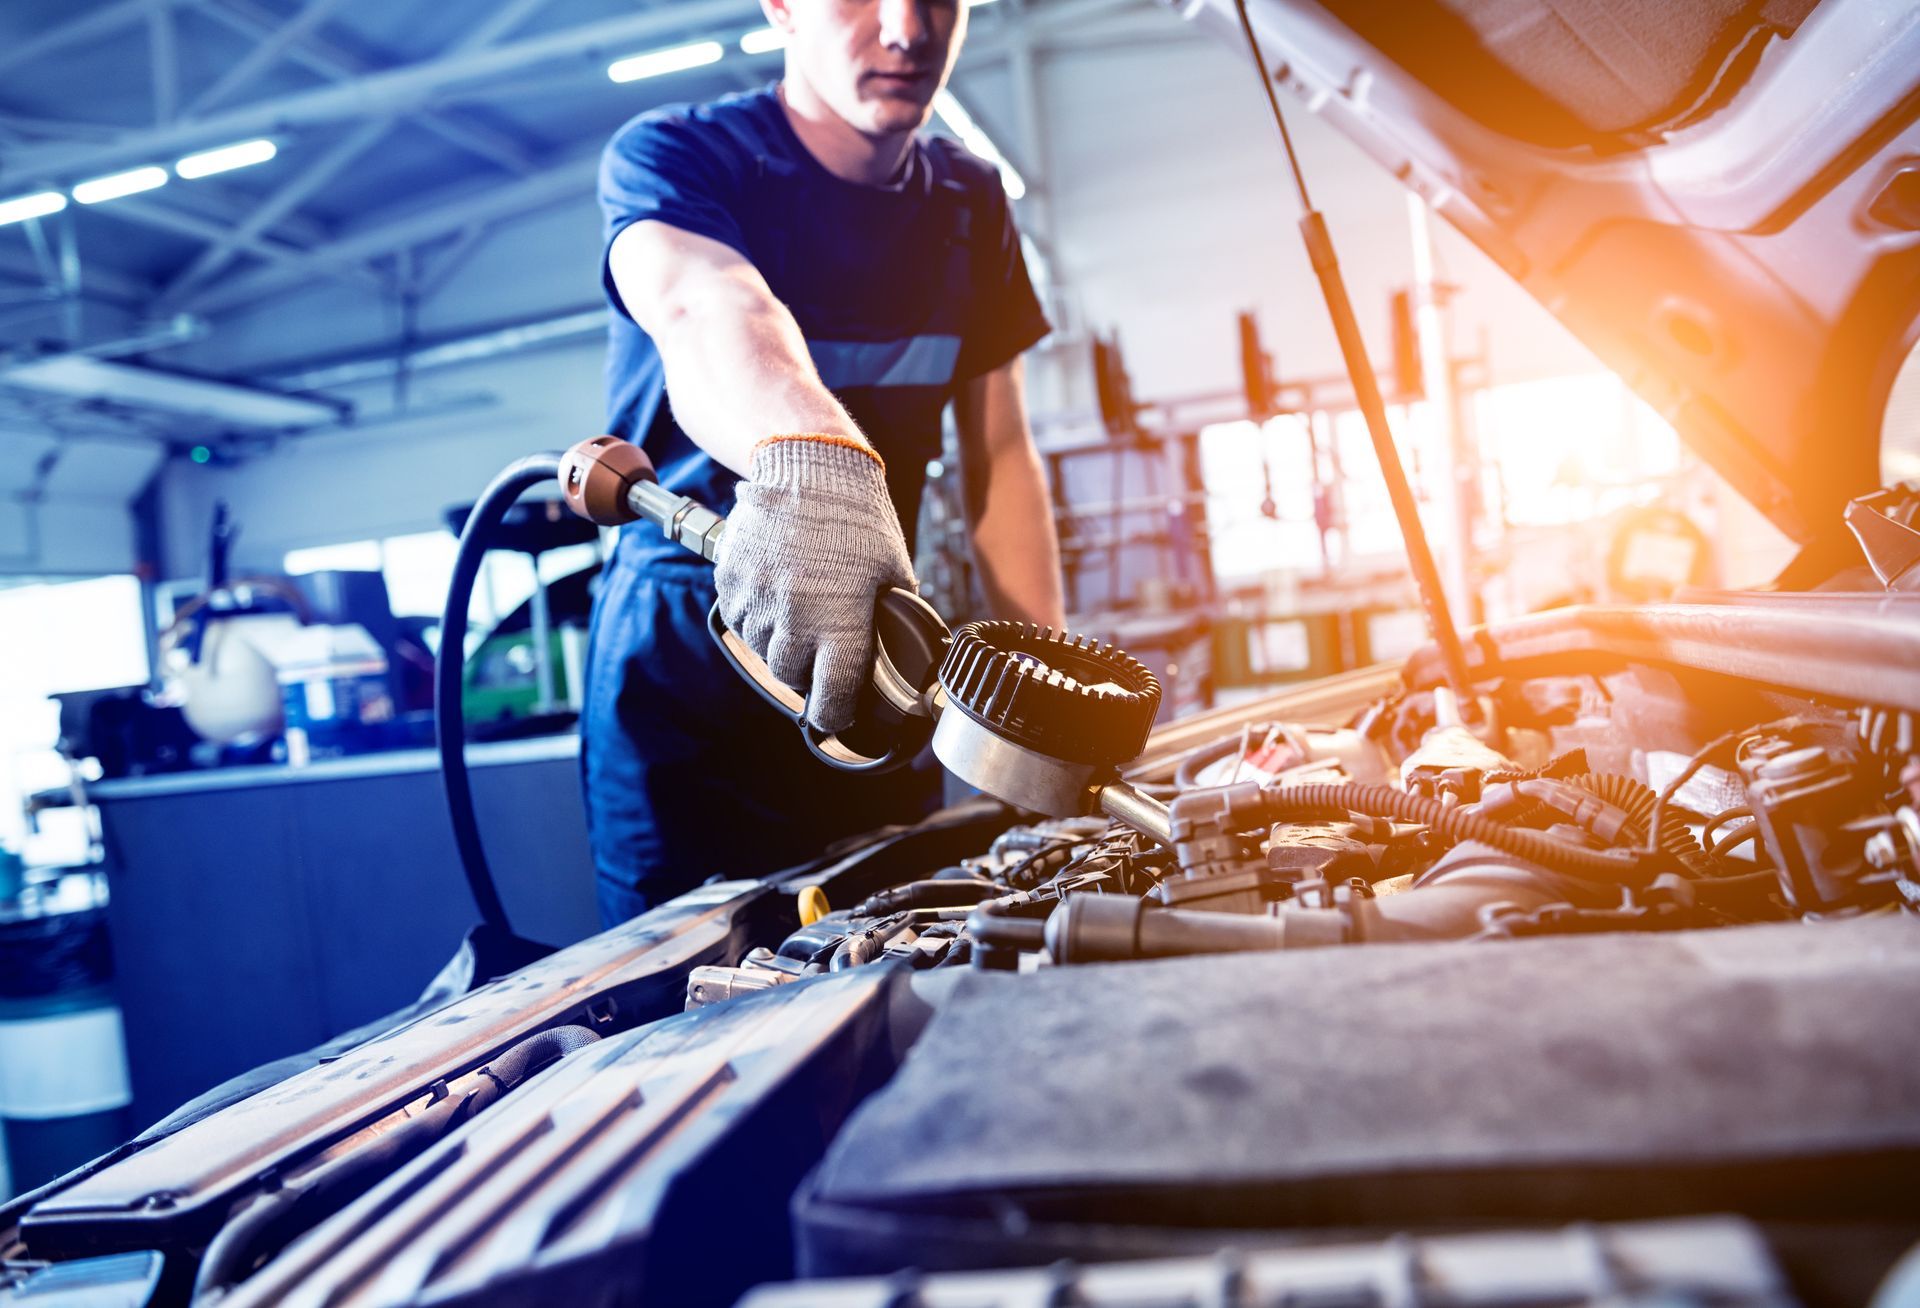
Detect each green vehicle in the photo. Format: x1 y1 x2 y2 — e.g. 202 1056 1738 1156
461 565 595 732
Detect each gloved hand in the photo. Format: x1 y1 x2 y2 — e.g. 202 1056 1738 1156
715 434 915 734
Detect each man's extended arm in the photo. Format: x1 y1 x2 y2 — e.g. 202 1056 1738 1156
954 358 1067 630
607 218 914 733
608 220 865 472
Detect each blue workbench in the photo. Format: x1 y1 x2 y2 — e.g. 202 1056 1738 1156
90 734 601 1129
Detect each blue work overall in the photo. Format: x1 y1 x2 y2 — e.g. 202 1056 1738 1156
583 86 1049 925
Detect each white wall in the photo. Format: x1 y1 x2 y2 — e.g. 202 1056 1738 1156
1 432 161 577
159 342 608 578
0 500 139 577
1032 37 1597 400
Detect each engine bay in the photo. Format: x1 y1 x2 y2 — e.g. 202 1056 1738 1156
6 591 1918 1307
3 0 1919 1302
748 598 1920 980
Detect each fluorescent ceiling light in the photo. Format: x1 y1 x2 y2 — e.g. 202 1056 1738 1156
176 138 277 179
970 0 1000 5
72 165 168 205
739 26 787 54
0 191 67 226
607 40 724 83
2 355 340 429
932 89 1027 200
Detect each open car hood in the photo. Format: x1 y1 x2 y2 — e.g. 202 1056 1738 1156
1172 0 1920 542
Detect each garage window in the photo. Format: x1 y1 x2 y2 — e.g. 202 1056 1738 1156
1200 372 1683 583
283 531 602 643
0 574 147 866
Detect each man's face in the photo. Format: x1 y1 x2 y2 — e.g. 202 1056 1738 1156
776 0 967 137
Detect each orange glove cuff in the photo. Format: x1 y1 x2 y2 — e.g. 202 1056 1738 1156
755 432 885 475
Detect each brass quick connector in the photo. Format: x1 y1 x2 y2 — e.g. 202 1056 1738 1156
559 435 655 526
558 434 725 561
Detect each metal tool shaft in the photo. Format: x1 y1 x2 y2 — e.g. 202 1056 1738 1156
626 479 727 562
1098 780 1172 845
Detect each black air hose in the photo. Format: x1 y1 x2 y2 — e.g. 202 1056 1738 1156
1690 868 1790 920
965 902 1049 965
435 453 565 934
473 1023 602 1095
1004 841 1083 891
1199 782 1651 882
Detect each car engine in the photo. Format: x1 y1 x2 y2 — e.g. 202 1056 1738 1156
7 0 1920 1289
5 588 1918 1308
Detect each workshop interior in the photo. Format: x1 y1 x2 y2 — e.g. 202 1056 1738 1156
3 0 1920 1304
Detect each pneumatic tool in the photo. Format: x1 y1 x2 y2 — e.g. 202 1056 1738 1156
436 435 1169 934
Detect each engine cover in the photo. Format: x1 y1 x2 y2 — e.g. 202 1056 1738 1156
795 915 1920 1279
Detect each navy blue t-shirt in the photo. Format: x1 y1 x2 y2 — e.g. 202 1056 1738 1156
597 84 1050 574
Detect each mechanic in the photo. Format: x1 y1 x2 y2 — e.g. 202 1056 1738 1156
583 0 1067 925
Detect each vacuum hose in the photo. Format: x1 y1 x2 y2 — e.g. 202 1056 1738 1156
436 453 565 934
1171 728 1268 791
1175 781 1650 883
1561 772 1713 875
1273 782 1653 880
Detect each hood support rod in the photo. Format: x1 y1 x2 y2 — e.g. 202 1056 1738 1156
1229 0 1477 700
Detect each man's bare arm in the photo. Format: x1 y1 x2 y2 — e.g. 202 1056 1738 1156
607 219 865 475
607 218 917 730
954 357 1066 629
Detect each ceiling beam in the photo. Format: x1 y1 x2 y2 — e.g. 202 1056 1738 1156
183 0 357 119
0 0 181 82
96 196 386 298
198 0 540 177
105 197 314 269
0 0 761 185
0 112 122 145
413 222 495 303
149 2 180 126
0 243 152 308
153 0 565 311
410 0 565 174
177 153 598 316
153 119 391 310
459 0 559 54
174 174 333 249
413 115 539 176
